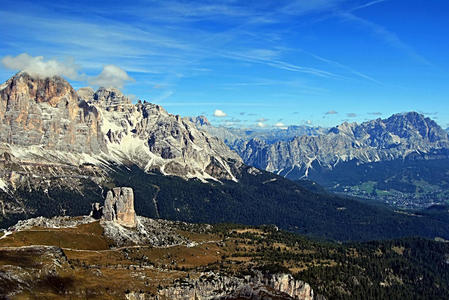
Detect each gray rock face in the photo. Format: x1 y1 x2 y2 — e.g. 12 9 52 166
77 87 95 102
102 187 136 228
232 112 449 178
93 87 133 111
155 271 323 300
0 72 106 154
91 87 242 180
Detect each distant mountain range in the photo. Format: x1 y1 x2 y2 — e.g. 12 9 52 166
2 72 449 242
186 115 326 145
196 112 449 209
233 112 449 175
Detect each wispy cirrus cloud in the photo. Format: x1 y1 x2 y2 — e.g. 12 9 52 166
219 50 339 78
338 11 431 66
350 0 389 12
0 0 387 89
1 0 442 130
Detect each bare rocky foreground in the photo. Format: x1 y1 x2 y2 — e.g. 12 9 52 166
1 187 448 299
0 188 321 300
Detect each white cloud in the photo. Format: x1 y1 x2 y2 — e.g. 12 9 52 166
1 53 79 79
305 120 312 125
89 65 134 89
213 109 227 117
257 117 268 122
274 122 287 129
257 122 266 128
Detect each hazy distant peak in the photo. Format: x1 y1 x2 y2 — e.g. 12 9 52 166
185 115 211 126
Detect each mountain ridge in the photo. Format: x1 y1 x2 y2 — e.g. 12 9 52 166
230 111 449 178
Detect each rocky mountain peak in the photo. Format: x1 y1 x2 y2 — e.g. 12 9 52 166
384 112 447 142
328 121 357 136
1 72 77 108
0 72 106 153
77 87 95 102
93 87 132 111
232 111 449 179
185 115 211 126
196 115 210 126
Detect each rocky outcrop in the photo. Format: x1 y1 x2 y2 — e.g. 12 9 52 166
7 215 96 232
101 216 203 247
102 187 136 228
155 271 323 300
232 112 449 179
5 213 207 248
0 72 106 154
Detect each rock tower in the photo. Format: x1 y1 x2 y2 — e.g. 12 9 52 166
102 187 137 228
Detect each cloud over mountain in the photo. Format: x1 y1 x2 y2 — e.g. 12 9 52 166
1 53 79 79
89 65 134 89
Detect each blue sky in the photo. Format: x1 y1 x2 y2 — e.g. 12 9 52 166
1 0 448 129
